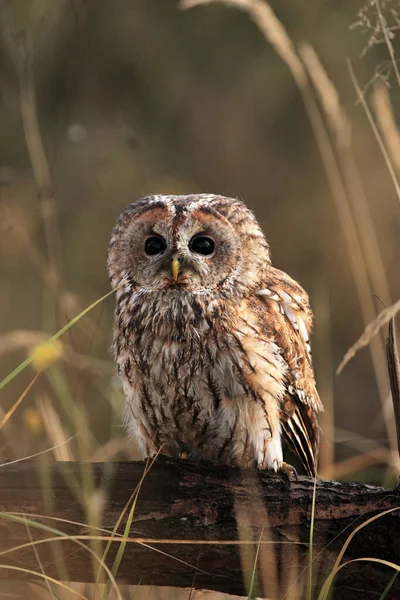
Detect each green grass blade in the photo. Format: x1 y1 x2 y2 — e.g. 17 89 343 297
110 489 139 575
379 571 399 600
98 456 157 598
0 356 35 391
0 288 115 391
247 529 263 599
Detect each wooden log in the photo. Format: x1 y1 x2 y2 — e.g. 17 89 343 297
0 457 399 599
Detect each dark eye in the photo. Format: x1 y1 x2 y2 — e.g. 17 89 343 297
189 236 215 256
144 236 166 256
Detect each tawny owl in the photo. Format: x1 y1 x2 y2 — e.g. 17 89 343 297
108 194 323 476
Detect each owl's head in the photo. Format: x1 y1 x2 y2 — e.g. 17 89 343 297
108 194 270 296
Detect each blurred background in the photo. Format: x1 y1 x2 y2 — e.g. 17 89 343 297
1 0 400 487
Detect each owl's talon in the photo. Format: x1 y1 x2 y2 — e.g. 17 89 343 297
280 461 298 481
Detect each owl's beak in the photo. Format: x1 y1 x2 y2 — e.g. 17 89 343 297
171 256 180 280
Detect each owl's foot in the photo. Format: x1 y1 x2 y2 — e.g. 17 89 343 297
280 461 298 481
179 450 189 460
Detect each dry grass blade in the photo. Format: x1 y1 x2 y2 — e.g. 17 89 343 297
0 8 63 296
298 43 348 144
319 557 400 600
320 426 393 479
0 513 123 600
0 372 40 430
375 0 400 87
301 45 397 454
0 565 88 600
387 318 400 466
1 529 300 547
347 59 400 203
337 298 400 373
181 0 306 86
24 518 56 600
235 491 277 598
321 450 390 481
0 330 50 355
5 510 303 548
284 480 400 596
300 43 391 308
373 81 400 173
0 435 79 469
318 506 400 600
0 532 213 576
37 396 75 461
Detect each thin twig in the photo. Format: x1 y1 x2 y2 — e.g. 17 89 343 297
386 318 400 468
338 298 400 373
376 0 400 87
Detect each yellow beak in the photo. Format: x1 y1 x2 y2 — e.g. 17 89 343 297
171 256 180 280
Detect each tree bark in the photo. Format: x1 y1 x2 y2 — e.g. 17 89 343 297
0 457 399 599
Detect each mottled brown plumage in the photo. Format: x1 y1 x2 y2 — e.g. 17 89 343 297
108 194 323 476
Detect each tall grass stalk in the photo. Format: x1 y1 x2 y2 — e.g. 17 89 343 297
307 476 318 600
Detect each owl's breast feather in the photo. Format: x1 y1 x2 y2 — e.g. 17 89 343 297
115 289 288 469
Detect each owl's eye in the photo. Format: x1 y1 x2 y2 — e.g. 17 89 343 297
144 236 167 256
189 235 215 256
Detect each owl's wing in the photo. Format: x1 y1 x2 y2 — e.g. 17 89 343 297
257 267 323 476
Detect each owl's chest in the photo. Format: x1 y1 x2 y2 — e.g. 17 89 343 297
116 293 287 459
122 327 247 405
118 295 285 407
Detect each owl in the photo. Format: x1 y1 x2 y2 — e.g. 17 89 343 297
108 194 323 477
